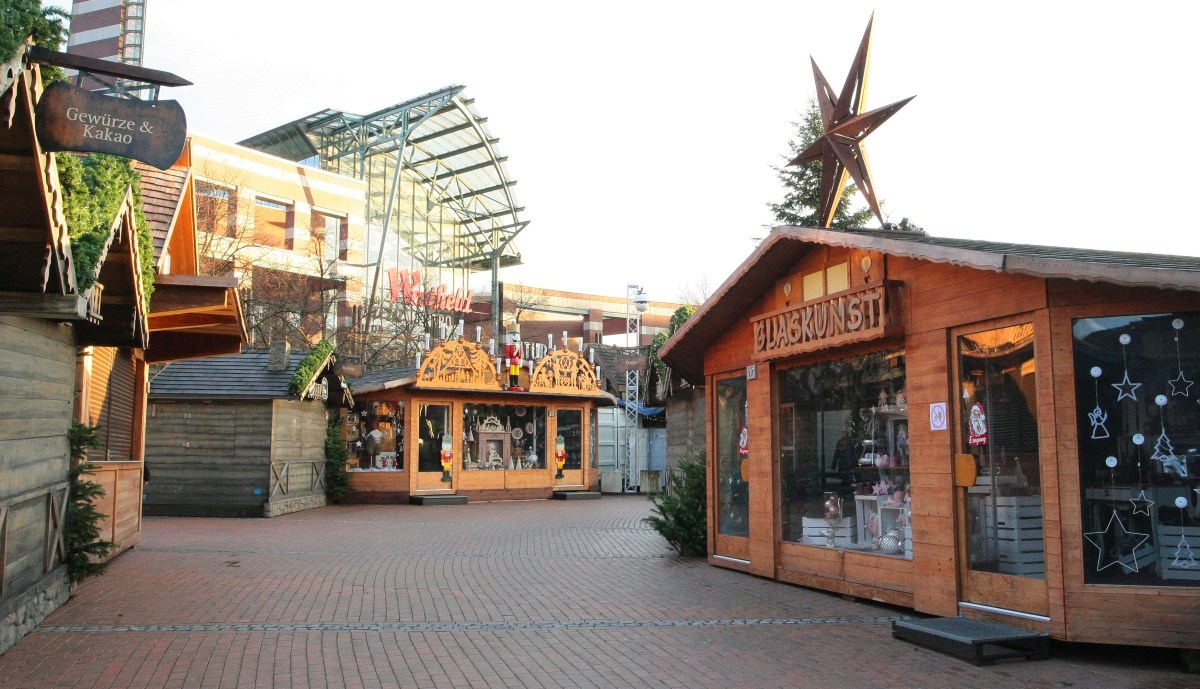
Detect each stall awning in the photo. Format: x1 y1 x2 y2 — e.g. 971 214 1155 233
145 274 246 363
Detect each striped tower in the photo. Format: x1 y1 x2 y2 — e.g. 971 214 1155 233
65 0 147 88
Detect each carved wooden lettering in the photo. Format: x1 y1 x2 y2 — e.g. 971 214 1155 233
750 283 899 360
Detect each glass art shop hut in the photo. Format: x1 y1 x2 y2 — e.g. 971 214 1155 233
659 225 1200 650
344 337 609 502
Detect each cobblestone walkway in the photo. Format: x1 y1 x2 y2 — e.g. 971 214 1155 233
0 497 1189 688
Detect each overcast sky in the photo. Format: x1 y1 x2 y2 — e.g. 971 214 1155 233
51 2 1200 303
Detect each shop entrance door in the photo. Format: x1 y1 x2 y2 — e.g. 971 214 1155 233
953 323 1048 618
415 402 455 494
713 375 750 563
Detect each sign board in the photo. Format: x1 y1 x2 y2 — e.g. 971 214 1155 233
35 81 186 170
386 268 474 315
750 282 899 360
929 402 948 432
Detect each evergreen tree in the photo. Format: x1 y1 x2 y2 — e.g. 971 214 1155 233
767 100 874 229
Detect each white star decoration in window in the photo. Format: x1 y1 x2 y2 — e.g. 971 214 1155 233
1083 511 1150 573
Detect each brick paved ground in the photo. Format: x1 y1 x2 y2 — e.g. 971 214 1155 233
0 496 1191 689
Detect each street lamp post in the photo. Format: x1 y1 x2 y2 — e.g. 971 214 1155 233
624 284 649 492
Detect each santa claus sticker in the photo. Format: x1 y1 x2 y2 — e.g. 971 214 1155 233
967 402 989 446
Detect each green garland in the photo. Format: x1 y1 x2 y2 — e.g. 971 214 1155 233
289 339 335 396
57 153 155 300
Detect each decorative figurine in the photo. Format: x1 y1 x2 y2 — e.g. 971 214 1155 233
439 433 453 482
554 435 567 478
504 321 524 391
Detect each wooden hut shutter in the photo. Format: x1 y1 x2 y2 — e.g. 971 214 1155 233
88 347 137 461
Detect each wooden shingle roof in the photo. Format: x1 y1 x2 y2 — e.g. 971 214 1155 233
133 161 189 267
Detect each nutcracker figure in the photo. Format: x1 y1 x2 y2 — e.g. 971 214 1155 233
440 433 453 482
554 435 567 478
505 322 524 391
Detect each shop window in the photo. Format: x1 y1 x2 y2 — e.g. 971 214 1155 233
254 196 293 248
1073 312 1200 587
777 350 910 557
418 403 451 472
960 325 1042 578
350 402 405 471
461 404 547 470
826 262 849 294
558 409 583 470
716 376 750 536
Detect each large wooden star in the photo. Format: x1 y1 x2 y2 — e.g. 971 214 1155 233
789 15 914 228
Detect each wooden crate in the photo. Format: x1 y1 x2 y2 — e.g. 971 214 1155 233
802 516 856 547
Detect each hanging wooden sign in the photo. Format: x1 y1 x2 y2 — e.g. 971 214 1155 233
35 81 187 170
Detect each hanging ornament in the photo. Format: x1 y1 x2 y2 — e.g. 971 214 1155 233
1129 490 1155 516
1084 455 1152 573
1088 366 1110 440
1111 334 1142 402
1170 319 1193 397
1133 433 1146 486
1083 511 1151 573
1171 496 1199 569
1152 395 1188 478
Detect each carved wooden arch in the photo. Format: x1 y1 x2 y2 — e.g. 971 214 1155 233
529 349 600 395
415 338 502 391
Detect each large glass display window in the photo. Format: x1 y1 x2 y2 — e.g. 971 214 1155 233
716 376 749 536
461 404 547 470
777 350 910 557
1073 312 1200 587
417 403 451 472
349 401 405 471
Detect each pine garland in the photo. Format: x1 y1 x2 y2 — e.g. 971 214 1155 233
288 339 335 396
57 153 156 300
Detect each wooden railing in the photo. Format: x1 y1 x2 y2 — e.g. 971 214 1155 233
0 481 70 601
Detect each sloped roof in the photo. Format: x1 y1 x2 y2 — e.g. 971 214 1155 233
350 366 418 395
149 350 309 400
659 226 1200 383
133 160 189 267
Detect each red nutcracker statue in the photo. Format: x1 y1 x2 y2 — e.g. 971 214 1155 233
505 322 524 391
440 433 453 482
554 435 567 479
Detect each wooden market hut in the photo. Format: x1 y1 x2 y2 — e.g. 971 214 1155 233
345 337 610 503
0 47 243 652
659 225 1200 652
144 344 344 517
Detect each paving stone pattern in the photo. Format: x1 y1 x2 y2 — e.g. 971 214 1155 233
0 497 1190 688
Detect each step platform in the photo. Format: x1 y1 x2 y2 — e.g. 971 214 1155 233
551 491 601 500
409 494 468 505
892 617 1049 666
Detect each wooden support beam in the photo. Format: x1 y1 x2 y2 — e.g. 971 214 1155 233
148 312 239 332
0 291 86 319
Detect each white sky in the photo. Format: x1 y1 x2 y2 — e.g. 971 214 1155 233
51 2 1200 303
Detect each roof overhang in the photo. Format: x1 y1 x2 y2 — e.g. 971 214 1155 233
145 273 247 363
660 225 1200 383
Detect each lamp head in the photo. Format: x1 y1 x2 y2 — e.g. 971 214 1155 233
633 289 649 314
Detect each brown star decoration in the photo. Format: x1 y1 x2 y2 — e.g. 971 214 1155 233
789 15 915 228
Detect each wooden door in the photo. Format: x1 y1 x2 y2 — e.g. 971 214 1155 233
414 401 455 493
712 374 750 562
953 322 1049 617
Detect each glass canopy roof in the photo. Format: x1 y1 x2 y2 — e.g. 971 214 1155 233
239 85 525 276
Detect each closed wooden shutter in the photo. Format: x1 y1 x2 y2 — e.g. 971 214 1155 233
89 347 137 461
